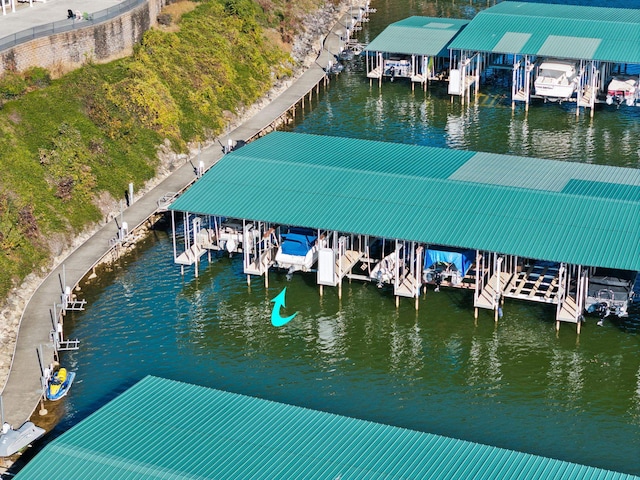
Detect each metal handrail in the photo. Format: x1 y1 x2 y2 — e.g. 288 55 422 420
0 0 146 53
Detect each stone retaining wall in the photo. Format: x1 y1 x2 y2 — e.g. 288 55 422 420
0 0 164 76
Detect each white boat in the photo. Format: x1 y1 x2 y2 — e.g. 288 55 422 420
534 60 579 100
606 75 639 106
370 250 397 287
384 57 411 80
0 422 45 457
196 220 259 255
275 228 319 275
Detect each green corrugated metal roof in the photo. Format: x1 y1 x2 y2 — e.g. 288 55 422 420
169 132 640 270
15 376 640 479
365 16 469 56
448 1 640 63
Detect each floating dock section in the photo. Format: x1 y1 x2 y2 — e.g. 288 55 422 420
14 376 640 480
169 132 640 331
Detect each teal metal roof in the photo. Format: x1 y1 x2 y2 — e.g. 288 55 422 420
448 1 640 63
169 132 640 270
364 16 469 57
15 376 640 479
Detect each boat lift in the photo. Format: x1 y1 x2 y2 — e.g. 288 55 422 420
317 232 364 298
448 50 482 105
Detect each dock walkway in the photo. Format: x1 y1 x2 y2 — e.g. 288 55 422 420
0 0 363 428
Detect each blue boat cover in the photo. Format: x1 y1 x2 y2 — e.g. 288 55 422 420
280 228 317 256
425 247 475 275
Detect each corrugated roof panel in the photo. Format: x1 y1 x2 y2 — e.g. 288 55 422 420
537 35 601 59
365 16 469 56
562 179 640 202
18 376 637 479
169 132 640 270
448 1 640 63
493 32 531 53
449 152 640 191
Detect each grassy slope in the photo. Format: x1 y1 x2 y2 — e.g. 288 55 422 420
0 0 323 298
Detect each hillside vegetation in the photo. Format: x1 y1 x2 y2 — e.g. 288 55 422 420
0 0 329 299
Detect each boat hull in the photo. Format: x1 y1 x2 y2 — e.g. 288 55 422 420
46 369 76 401
534 61 578 99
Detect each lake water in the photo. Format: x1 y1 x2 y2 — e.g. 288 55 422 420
26 0 640 476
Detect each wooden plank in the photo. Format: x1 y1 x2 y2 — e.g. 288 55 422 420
527 266 549 298
513 265 535 296
557 296 579 322
543 277 559 300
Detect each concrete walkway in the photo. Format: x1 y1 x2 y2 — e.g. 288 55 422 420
0 0 122 39
0 1 368 428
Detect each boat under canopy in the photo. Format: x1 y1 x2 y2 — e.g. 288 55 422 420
424 246 475 286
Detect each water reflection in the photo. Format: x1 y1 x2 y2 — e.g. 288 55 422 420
467 329 503 396
546 349 584 405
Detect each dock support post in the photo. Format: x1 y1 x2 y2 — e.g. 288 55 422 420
576 320 581 335
319 284 323 297
555 320 560 331
395 296 399 308
494 307 498 322
474 307 478 319
264 270 269 288
38 396 47 416
247 275 251 286
414 295 418 311
338 281 342 299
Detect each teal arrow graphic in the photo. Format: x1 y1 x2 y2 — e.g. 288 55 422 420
270 287 298 327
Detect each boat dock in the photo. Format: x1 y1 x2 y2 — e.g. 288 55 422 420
365 2 640 116
13 376 640 480
0 0 373 432
169 131 640 332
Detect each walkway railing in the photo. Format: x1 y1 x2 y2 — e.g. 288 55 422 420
0 0 145 53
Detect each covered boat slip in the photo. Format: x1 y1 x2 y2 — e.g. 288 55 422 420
15 376 640 480
168 132 640 329
446 2 640 114
364 16 469 89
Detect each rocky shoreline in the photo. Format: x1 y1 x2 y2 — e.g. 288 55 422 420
0 0 361 397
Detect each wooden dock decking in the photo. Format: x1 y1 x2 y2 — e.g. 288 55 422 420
244 248 276 276
557 296 579 323
504 264 560 303
367 65 383 79
395 272 420 298
335 250 363 282
476 264 562 311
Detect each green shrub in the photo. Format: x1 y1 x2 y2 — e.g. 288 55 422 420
0 73 27 99
23 67 51 89
0 0 307 300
